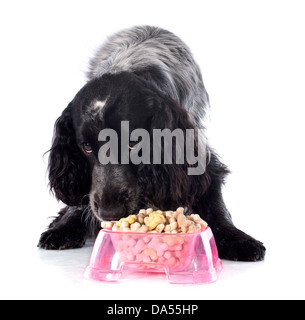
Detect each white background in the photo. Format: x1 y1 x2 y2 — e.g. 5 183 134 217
0 0 304 300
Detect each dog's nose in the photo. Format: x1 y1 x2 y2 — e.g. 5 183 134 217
98 206 126 221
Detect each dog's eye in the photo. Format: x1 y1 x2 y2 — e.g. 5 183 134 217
128 141 139 150
81 142 93 154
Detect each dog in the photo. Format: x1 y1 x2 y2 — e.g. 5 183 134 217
38 26 265 261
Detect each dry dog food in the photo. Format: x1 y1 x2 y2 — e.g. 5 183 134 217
101 207 208 233
110 232 191 269
100 208 208 271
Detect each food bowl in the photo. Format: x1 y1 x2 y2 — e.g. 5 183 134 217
85 227 222 284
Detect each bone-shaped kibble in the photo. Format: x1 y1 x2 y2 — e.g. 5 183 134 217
101 207 207 234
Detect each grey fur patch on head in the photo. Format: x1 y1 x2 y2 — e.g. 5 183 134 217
83 97 109 121
92 99 108 111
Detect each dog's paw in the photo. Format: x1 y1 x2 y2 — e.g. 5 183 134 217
218 233 266 261
38 228 86 250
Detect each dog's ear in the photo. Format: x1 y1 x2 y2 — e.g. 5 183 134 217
139 97 210 208
48 103 91 206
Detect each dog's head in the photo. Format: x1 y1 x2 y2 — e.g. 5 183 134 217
48 72 210 221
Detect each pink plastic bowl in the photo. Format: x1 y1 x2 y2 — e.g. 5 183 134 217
85 227 222 284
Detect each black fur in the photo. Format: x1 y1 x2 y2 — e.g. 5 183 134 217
48 103 91 206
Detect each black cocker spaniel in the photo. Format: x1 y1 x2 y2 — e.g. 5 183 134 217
38 26 265 261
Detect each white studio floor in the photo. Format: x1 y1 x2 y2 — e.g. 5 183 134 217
1 220 304 300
